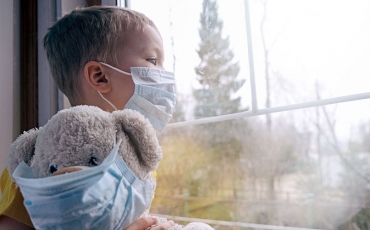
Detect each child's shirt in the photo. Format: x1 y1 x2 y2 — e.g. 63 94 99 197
0 168 34 228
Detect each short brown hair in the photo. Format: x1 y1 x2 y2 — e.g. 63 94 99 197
43 6 156 104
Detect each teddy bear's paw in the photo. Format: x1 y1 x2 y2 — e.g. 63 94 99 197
168 223 186 230
183 222 214 230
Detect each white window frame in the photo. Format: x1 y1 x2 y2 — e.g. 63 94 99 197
166 0 370 129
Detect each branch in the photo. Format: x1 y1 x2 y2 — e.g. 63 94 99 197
321 105 370 184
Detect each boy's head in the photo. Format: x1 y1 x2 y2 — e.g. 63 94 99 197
43 6 164 110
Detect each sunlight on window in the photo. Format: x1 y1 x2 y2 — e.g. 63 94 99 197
123 0 370 229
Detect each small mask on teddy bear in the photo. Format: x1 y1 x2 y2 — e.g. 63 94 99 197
8 105 213 230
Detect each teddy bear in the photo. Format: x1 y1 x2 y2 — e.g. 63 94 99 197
8 105 213 230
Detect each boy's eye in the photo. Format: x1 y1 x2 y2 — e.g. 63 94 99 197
146 58 157 65
49 164 58 174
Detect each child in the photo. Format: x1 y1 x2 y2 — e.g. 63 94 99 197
0 6 175 230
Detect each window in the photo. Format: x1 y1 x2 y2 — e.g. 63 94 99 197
124 0 370 229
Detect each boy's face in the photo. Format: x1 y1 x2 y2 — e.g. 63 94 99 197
102 24 165 110
119 24 165 71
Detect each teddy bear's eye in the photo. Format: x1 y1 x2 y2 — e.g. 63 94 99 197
49 165 58 174
88 157 99 166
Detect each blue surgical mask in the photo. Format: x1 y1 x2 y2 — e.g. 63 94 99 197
12 140 153 230
98 63 176 133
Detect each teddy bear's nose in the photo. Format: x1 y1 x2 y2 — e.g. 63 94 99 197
52 166 85 176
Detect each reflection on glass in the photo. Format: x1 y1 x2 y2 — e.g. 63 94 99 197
155 99 370 229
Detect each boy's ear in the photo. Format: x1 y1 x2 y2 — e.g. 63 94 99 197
83 61 112 93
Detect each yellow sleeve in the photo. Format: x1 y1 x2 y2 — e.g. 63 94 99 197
0 168 34 228
148 170 157 210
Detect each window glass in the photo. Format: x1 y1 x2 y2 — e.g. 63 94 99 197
129 0 370 116
129 0 251 121
124 0 370 229
249 0 370 108
156 99 370 229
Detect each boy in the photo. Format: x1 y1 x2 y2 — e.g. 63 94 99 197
0 6 175 230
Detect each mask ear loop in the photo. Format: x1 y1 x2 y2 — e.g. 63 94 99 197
100 62 132 76
97 91 118 111
97 62 132 111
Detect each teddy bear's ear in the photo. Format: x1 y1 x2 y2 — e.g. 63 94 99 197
112 109 162 179
8 128 40 177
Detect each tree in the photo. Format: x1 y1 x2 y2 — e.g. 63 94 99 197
189 1 248 221
194 0 244 119
193 0 246 165
193 0 246 157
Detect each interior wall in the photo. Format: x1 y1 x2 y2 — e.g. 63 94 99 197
0 0 20 195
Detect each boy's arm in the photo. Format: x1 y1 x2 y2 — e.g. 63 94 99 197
0 215 35 230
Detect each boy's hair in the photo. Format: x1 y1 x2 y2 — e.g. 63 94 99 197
43 6 156 105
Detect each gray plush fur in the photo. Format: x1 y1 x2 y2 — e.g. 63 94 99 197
8 105 162 180
8 128 40 176
113 109 162 179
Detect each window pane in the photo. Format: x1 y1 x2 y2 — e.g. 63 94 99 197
249 0 370 108
156 99 370 229
129 0 251 121
123 0 370 229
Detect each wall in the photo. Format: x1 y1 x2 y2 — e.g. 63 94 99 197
0 0 20 195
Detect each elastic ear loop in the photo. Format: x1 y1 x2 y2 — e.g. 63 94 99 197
97 62 133 111
100 62 132 76
97 91 118 111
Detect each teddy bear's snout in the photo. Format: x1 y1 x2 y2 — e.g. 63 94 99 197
52 166 89 176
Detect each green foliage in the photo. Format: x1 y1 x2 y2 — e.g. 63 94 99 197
337 208 370 230
193 0 245 118
192 0 247 199
151 123 247 220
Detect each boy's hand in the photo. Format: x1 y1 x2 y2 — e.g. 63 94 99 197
125 217 175 230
